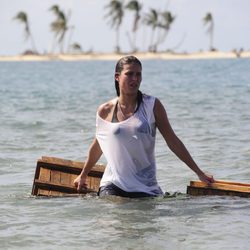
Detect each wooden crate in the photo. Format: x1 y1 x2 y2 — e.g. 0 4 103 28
32 156 105 197
187 180 250 198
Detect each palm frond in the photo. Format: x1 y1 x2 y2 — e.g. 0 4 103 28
71 43 82 51
126 1 142 12
13 11 30 40
159 11 175 30
13 11 28 23
49 5 60 16
203 12 213 25
104 0 124 29
144 9 158 28
126 0 142 32
51 20 66 35
58 11 66 22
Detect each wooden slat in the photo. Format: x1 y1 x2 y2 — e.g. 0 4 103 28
92 176 101 191
37 160 104 178
50 170 61 184
37 189 50 196
213 180 250 187
40 156 105 172
39 167 51 182
187 180 250 198
70 173 78 185
35 179 77 192
49 190 63 196
187 186 250 198
41 156 84 169
60 172 71 185
34 180 96 194
189 181 250 192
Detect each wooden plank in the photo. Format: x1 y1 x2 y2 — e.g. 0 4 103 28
31 161 42 195
70 173 78 185
187 180 250 198
37 189 80 197
189 181 250 192
92 176 101 191
60 172 71 186
187 186 250 198
34 180 96 194
50 170 61 184
49 190 63 196
37 159 104 178
213 180 250 187
41 156 84 169
39 167 51 182
40 156 105 172
37 189 50 196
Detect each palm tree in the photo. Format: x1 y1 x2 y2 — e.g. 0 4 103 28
70 43 82 53
13 11 37 53
104 0 124 53
49 5 62 53
66 25 75 53
156 11 175 51
49 5 70 53
143 8 158 52
125 0 142 52
203 12 215 51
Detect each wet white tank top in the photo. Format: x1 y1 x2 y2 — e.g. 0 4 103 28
96 95 163 195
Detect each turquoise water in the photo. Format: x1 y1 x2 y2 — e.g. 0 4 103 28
0 59 249 249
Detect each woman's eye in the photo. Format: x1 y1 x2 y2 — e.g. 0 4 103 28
125 72 141 77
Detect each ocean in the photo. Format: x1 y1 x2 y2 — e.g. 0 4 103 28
0 58 249 249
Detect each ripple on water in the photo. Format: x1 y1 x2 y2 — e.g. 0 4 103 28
0 59 250 250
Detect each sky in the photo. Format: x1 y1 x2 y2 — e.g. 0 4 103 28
1 0 250 55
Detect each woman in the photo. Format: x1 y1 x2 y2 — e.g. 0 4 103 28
74 55 214 198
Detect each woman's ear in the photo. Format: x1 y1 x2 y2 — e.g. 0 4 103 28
115 73 120 82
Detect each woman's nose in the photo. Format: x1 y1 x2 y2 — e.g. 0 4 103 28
132 73 140 80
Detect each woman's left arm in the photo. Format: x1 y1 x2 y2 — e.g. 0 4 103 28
154 98 214 184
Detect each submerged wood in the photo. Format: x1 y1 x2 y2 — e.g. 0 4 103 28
32 156 249 198
32 156 105 197
187 180 250 198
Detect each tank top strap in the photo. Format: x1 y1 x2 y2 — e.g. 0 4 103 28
111 101 119 123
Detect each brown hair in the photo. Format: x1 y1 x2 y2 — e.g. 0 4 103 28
114 55 143 112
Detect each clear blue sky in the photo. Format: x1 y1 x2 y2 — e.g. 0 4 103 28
1 0 250 55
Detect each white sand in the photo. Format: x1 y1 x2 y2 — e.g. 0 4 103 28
0 51 250 62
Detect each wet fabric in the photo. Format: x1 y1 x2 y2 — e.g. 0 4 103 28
98 182 156 198
96 94 163 196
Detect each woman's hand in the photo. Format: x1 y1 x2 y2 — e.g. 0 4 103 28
198 172 215 185
74 174 88 192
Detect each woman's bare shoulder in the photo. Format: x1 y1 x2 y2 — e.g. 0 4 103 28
97 98 117 120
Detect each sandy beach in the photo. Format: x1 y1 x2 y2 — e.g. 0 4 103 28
0 51 250 61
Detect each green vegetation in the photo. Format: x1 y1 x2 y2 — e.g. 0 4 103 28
104 0 124 53
12 1 215 55
13 11 37 54
125 0 142 52
49 5 74 53
203 12 215 51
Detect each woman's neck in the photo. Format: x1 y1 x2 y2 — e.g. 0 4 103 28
118 93 137 108
116 94 138 120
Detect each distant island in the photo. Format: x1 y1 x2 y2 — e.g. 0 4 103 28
8 3 249 63
0 50 250 62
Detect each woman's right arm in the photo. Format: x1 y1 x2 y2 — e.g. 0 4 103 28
74 137 103 191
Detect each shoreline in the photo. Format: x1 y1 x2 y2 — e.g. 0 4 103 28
0 51 250 61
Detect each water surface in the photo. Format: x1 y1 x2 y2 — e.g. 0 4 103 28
0 59 249 249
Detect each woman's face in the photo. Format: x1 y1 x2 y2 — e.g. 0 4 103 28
115 63 142 96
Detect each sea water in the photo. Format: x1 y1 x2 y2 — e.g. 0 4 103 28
0 59 249 249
